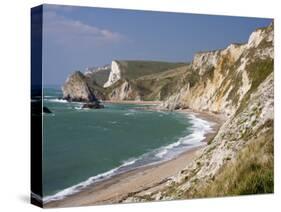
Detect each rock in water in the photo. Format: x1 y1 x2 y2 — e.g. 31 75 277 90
82 102 105 109
43 106 52 113
62 71 97 102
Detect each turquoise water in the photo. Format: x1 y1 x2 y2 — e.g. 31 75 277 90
42 87 210 202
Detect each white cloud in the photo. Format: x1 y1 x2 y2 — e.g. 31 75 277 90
43 11 124 46
44 4 75 12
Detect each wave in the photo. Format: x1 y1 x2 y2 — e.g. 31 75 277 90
156 114 213 158
43 156 140 203
124 109 138 116
43 113 214 204
74 106 83 110
44 98 68 103
43 113 55 117
124 112 133 116
44 95 56 98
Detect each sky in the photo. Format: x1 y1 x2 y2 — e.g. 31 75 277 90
42 4 272 85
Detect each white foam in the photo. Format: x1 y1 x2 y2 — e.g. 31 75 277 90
124 109 137 116
155 149 168 158
43 157 137 203
45 98 68 103
124 112 133 116
155 114 214 159
121 157 138 166
43 113 55 117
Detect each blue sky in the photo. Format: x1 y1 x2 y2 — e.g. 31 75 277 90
42 4 272 85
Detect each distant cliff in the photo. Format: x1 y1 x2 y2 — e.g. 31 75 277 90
62 24 273 110
103 61 122 88
62 60 187 102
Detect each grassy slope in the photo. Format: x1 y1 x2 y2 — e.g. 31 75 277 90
88 69 111 87
117 60 187 80
85 76 107 100
189 121 273 197
131 65 190 100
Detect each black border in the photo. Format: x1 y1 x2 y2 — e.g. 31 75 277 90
31 5 43 208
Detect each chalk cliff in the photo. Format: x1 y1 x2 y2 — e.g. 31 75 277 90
103 61 122 88
161 23 273 118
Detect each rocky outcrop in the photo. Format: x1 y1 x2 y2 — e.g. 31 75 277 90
82 102 104 109
62 71 97 102
108 80 141 101
43 106 52 114
62 71 105 109
103 61 121 88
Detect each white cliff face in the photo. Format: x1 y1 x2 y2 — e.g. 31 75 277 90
103 61 122 88
248 29 264 48
247 24 274 59
192 50 220 76
167 72 273 197
161 23 273 117
221 43 247 61
109 80 141 101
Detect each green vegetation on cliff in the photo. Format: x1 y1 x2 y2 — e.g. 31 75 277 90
236 58 273 115
87 69 111 87
102 62 189 101
117 60 187 80
131 65 190 100
186 121 273 197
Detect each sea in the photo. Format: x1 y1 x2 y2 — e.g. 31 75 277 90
42 86 212 203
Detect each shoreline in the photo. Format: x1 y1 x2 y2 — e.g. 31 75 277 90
103 100 162 105
45 105 224 208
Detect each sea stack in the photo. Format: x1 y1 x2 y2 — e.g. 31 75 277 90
62 71 104 108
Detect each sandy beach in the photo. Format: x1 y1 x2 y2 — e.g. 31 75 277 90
45 105 224 208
